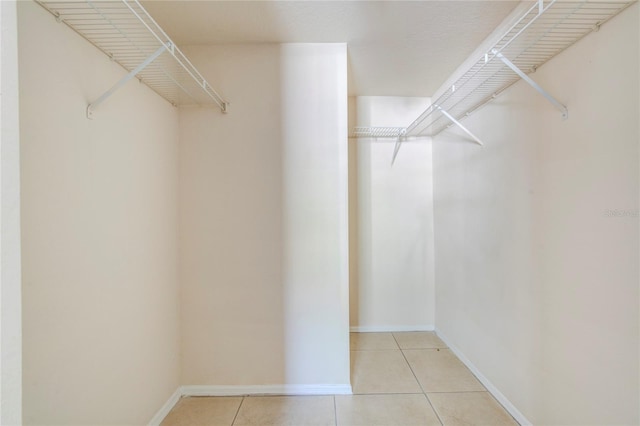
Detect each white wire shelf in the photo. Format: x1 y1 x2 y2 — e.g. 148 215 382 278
354 0 635 145
407 0 634 137
35 0 229 117
350 127 407 138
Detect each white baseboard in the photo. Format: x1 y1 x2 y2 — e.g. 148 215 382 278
434 328 532 426
181 384 353 397
149 383 352 424
148 387 181 426
350 325 435 332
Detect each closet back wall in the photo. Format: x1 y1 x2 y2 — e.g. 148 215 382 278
349 96 435 331
18 2 181 424
178 44 350 389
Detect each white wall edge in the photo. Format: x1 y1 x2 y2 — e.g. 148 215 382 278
1 1 23 424
181 384 353 397
147 388 182 426
350 325 435 333
434 328 533 426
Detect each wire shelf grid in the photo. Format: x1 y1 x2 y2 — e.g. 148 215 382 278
35 0 228 111
405 0 634 137
350 127 407 138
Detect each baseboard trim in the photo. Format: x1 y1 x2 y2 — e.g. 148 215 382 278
148 387 181 426
434 328 532 426
149 383 352 424
350 325 435 332
181 384 353 397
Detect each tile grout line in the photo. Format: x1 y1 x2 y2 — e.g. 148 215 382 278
392 334 517 425
391 333 444 426
230 396 245 426
484 391 523 426
423 393 445 426
390 333 423 393
163 333 517 425
350 391 429 396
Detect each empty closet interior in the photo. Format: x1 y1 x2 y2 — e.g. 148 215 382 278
2 0 638 425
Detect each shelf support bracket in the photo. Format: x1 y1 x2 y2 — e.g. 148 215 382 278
435 105 484 146
391 129 407 165
87 43 169 119
492 49 568 119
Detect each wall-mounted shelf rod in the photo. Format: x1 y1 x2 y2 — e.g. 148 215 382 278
36 0 230 118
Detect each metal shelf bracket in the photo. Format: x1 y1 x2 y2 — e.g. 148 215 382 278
391 129 407 165
492 49 568 120
38 0 229 118
87 43 169 119
435 105 484 146
349 0 633 155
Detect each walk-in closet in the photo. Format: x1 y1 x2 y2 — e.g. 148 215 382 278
1 1 638 425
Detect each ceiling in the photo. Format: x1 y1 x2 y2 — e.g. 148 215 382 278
141 1 520 97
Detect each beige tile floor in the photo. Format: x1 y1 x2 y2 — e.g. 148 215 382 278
161 332 519 426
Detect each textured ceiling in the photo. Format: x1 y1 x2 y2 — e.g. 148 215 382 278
141 1 520 97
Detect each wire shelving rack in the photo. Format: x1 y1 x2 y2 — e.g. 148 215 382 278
352 0 635 151
35 0 229 118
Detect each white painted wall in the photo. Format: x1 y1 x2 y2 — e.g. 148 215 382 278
1 1 22 424
349 97 435 331
178 44 350 388
433 4 639 425
18 2 181 424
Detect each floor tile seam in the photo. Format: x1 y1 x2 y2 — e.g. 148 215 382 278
402 345 488 392
400 347 492 395
399 346 449 350
486 394 521 426
392 333 444 426
427 391 522 426
391 335 425 394
349 348 403 351
333 395 338 426
349 390 428 396
471 390 522 426
351 346 449 351
424 393 446 426
230 395 245 426
241 394 337 398
401 348 449 352
342 392 427 397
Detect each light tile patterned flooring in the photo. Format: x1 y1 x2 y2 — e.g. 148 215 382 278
161 332 519 426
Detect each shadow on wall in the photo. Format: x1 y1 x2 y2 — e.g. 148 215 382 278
348 96 436 332
178 43 350 389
